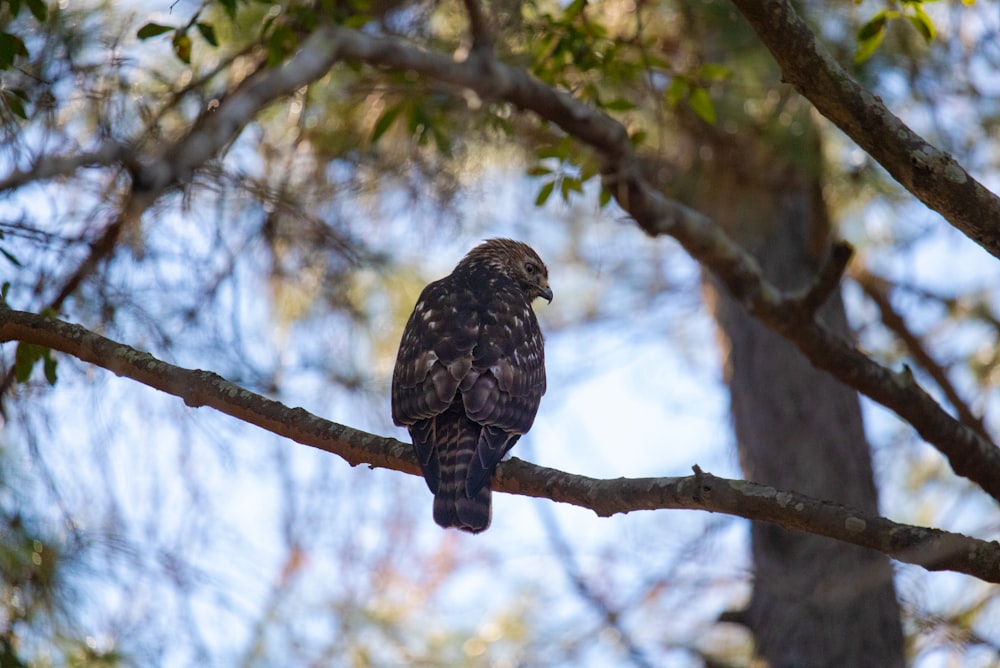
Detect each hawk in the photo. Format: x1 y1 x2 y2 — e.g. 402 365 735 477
391 238 552 533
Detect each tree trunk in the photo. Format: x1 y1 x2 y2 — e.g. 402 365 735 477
695 129 906 667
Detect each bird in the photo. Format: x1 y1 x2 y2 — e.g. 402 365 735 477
391 238 552 533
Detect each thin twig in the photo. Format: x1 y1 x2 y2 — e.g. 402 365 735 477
461 0 494 54
785 241 854 318
0 27 349 402
855 269 990 441
535 500 657 668
0 142 129 193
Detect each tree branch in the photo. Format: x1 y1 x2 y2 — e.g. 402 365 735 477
0 142 130 193
130 27 345 194
460 0 494 54
0 28 352 401
785 241 855 319
2 305 999 583
535 499 657 668
0 203 131 407
319 25 1000 502
854 269 991 441
728 0 1000 260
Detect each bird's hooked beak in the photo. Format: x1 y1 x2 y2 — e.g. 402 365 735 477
540 284 554 304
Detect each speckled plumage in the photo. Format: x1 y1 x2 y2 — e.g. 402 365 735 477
391 239 551 533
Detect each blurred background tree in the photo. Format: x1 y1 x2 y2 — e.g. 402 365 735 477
1 0 998 665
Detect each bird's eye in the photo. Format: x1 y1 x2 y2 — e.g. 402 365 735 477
524 261 537 275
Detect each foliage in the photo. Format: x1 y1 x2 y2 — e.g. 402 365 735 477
854 1 937 64
0 0 997 664
0 446 124 666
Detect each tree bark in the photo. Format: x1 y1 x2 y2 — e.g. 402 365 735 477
4 306 999 580
696 128 906 666
729 0 1000 260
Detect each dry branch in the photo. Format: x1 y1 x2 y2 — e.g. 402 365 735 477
855 270 990 441
729 0 1000 259
2 304 999 583
0 143 130 194
315 25 1000 502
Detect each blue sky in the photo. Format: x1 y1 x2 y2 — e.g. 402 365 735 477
3 1 1000 664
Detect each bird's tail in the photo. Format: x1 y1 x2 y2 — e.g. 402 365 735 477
432 407 492 533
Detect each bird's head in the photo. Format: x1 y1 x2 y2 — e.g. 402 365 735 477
466 238 553 304
517 252 553 304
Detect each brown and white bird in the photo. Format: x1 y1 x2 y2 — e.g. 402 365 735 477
391 238 551 533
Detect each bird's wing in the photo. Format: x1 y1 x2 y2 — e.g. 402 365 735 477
391 278 481 491
391 278 479 426
460 284 547 495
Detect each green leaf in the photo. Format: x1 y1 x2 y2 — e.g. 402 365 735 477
172 31 192 64
14 341 58 385
196 22 218 47
643 54 671 70
688 86 717 124
431 124 452 156
533 34 562 70
1 247 21 265
854 11 894 63
371 102 403 144
526 166 553 177
261 14 277 39
535 180 555 207
137 23 174 40
266 24 297 67
854 31 886 64
219 0 238 19
343 14 372 28
603 98 636 112
560 176 583 202
599 186 612 208
563 0 587 21
2 90 27 119
1 281 10 304
535 140 573 161
14 342 43 383
43 353 58 385
907 6 936 42
25 0 47 22
406 103 431 137
0 31 29 70
857 11 890 42
665 77 689 107
697 63 733 82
